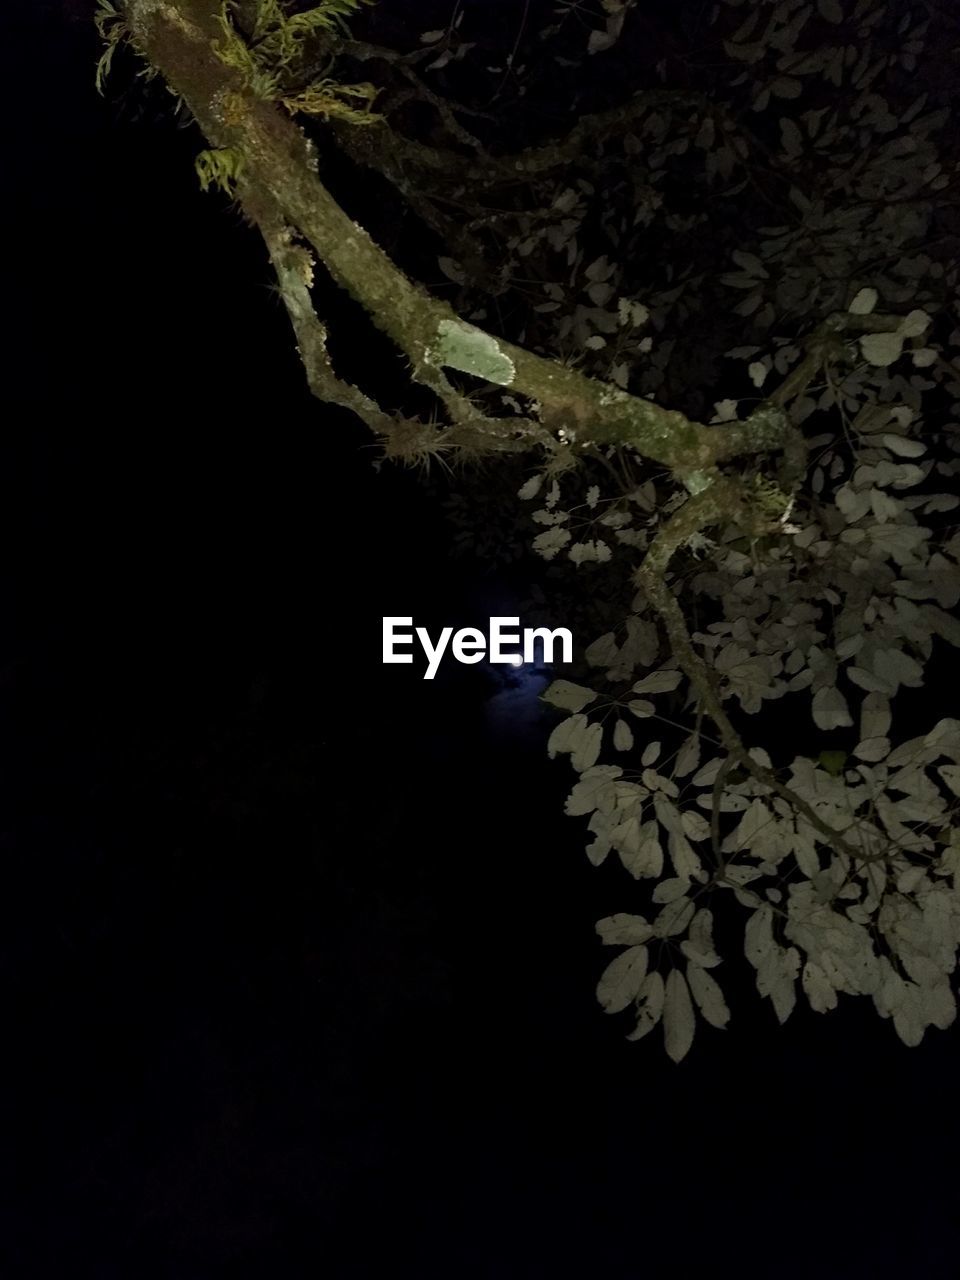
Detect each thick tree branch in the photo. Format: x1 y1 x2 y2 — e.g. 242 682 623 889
122 0 795 474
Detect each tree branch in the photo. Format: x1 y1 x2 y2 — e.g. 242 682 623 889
634 482 883 867
123 0 796 473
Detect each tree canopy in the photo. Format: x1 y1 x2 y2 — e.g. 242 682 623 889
101 0 960 1059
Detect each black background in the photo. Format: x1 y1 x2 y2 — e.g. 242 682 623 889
3 3 959 1276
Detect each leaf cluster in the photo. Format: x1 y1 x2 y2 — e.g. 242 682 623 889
214 0 380 122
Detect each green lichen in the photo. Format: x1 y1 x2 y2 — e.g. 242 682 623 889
432 320 516 386
682 469 714 496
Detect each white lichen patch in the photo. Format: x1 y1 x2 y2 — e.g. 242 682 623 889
683 469 713 495
431 320 515 385
598 386 631 407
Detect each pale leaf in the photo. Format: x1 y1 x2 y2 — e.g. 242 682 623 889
848 287 877 315
860 331 904 367
626 971 665 1041
687 965 730 1029
571 721 603 772
542 680 597 712
597 945 649 1014
633 670 682 695
596 914 653 946
812 685 853 730
881 433 926 458
664 970 696 1062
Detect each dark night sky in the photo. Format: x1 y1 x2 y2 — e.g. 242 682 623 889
3 3 959 1277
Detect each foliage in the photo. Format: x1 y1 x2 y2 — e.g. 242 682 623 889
195 146 246 193
113 0 960 1061
213 0 380 121
521 0 960 1058
94 0 127 95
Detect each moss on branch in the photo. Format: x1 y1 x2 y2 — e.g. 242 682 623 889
119 0 806 476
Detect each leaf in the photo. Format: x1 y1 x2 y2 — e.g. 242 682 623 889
596 914 653 946
873 648 924 692
761 947 800 1024
692 758 724 787
584 254 613 282
626 972 665 1041
547 713 588 759
836 484 870 522
641 740 662 767
542 680 598 712
681 909 722 968
587 25 616 54
687 965 730 1029
744 904 774 969
612 815 642 872
532 527 572 559
627 698 656 718
632 670 682 695
437 256 467 284
854 736 891 762
899 309 930 338
802 961 838 1013
517 474 543 500
859 331 904 367
881 433 926 457
712 399 739 422
597 945 649 1014
731 249 767 277
664 970 696 1062
586 282 613 307
747 360 768 389
817 0 844 22
674 734 701 779
680 809 710 843
812 685 853 731
818 749 847 777
571 721 603 772
668 830 703 881
623 821 664 879
652 876 690 904
654 897 695 938
613 719 634 752
565 766 621 816
848 286 878 315
779 119 803 159
585 632 618 667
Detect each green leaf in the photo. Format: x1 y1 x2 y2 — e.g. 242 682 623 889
818 749 847 777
